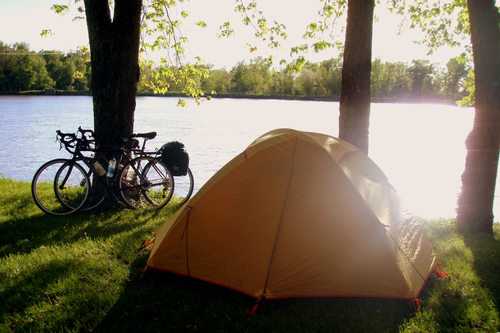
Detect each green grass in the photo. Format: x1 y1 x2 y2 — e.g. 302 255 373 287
0 178 499 332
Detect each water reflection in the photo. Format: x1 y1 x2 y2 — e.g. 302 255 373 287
0 96 497 221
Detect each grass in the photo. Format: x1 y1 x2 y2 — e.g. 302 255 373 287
0 177 499 332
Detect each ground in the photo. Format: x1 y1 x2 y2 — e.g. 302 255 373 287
0 178 499 332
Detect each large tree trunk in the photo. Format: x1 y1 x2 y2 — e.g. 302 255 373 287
457 0 500 234
339 0 375 154
84 0 142 149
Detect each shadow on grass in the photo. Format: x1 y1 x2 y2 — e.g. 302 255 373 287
0 255 131 332
0 202 177 259
95 255 415 333
0 259 72 320
464 229 500 313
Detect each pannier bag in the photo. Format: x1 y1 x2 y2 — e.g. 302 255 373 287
159 141 189 176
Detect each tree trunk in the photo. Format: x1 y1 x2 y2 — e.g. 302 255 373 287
457 0 500 234
84 0 142 150
339 0 375 154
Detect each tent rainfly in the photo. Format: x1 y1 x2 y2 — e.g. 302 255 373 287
147 129 436 300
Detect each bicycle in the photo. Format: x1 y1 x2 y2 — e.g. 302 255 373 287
32 129 175 215
32 126 194 215
64 129 176 211
125 135 194 208
116 131 178 209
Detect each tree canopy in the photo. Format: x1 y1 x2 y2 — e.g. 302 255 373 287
43 0 493 104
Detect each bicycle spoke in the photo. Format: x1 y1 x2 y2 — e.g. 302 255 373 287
119 157 174 209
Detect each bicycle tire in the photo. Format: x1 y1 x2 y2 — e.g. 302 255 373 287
54 160 91 214
32 159 89 215
172 167 194 207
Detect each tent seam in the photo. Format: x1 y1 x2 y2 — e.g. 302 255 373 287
261 137 298 298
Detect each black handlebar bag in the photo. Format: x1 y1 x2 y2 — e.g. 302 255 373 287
159 141 189 176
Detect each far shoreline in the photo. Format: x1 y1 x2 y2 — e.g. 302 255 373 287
0 90 457 105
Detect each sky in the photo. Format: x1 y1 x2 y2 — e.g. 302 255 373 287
0 0 466 68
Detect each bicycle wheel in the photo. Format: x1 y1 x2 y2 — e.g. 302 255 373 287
54 161 91 213
78 161 107 212
172 167 194 206
119 157 174 209
142 159 175 208
32 159 89 215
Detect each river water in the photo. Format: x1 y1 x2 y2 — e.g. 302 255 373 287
0 95 498 221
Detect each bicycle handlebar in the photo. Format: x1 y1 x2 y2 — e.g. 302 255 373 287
55 130 79 156
56 127 158 156
56 130 76 142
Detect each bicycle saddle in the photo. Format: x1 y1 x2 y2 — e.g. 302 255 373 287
132 131 157 139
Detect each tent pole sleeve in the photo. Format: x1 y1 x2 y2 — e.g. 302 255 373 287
261 138 298 297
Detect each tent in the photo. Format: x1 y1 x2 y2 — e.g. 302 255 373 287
147 129 436 300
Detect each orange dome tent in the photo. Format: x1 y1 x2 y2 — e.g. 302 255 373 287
147 129 436 300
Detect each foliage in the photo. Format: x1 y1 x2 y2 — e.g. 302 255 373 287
0 179 499 332
0 43 54 91
46 0 210 102
457 69 475 107
371 59 410 97
0 41 471 103
389 0 471 53
42 1 499 105
0 42 89 92
42 48 90 91
138 55 470 102
230 58 272 94
407 60 434 97
232 0 288 51
140 58 209 102
200 68 232 94
388 1 500 106
441 55 468 101
225 0 346 69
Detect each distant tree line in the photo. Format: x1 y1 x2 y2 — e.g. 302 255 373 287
0 41 472 104
0 42 90 92
190 57 470 103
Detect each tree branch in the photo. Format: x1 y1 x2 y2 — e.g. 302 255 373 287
113 0 142 33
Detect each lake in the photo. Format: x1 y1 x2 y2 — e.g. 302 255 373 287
0 95 498 221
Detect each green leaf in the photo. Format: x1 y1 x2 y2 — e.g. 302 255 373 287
195 20 207 28
51 4 69 15
218 21 234 38
40 29 53 38
312 40 332 52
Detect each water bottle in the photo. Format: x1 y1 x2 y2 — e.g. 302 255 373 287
106 158 117 178
93 161 106 176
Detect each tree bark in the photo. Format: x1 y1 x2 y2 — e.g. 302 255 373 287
83 0 142 149
339 0 375 154
457 0 500 234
